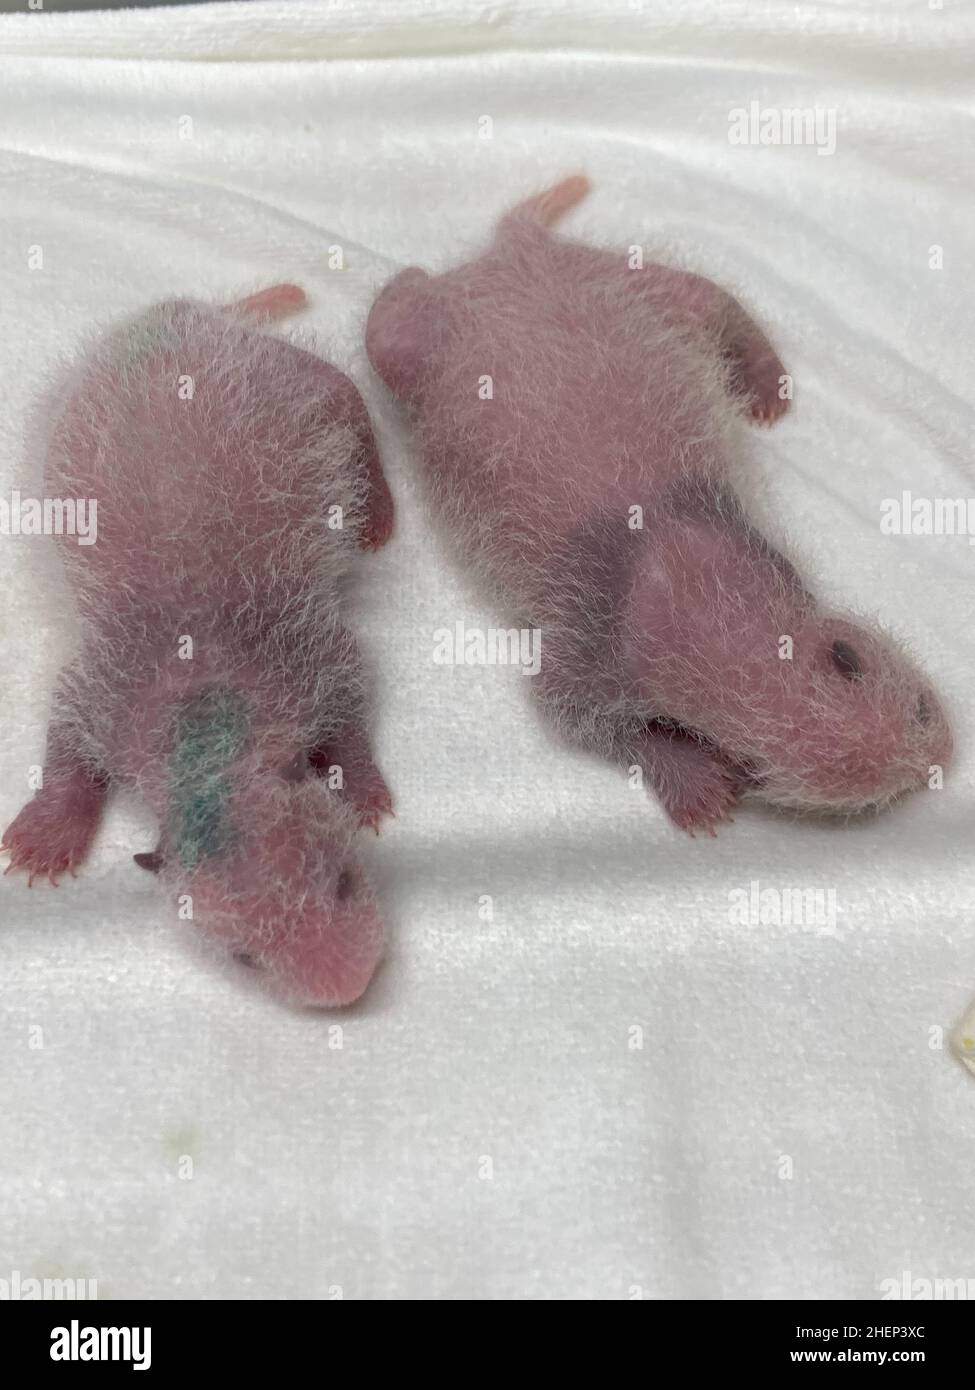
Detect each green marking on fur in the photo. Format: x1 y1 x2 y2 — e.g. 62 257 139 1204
169 688 250 870
121 312 178 368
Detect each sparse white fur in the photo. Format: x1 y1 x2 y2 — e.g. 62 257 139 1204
8 295 387 1005
367 181 952 829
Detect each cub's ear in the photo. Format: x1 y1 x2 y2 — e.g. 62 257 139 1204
365 268 444 399
133 848 165 874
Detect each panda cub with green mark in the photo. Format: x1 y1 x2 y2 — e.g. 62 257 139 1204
3 285 394 1007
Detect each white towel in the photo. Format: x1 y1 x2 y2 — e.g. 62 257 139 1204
0 0 972 1300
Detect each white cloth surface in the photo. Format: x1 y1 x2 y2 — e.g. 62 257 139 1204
0 0 973 1301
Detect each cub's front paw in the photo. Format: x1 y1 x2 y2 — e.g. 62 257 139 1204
2 773 105 885
660 759 741 837
729 341 791 426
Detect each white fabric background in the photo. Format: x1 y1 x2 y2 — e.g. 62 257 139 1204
0 0 973 1301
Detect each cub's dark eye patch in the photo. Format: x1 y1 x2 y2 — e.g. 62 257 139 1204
233 952 261 970
336 869 355 902
830 640 863 681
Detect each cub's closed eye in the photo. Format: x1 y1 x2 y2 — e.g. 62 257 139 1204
830 640 863 681
336 869 355 902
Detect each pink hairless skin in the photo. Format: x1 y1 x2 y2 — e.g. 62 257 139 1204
3 285 394 1005
366 176 951 833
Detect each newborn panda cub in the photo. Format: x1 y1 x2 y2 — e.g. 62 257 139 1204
366 177 951 832
3 285 394 1005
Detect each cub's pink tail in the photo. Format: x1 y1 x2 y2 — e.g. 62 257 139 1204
227 283 307 322
501 174 592 232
